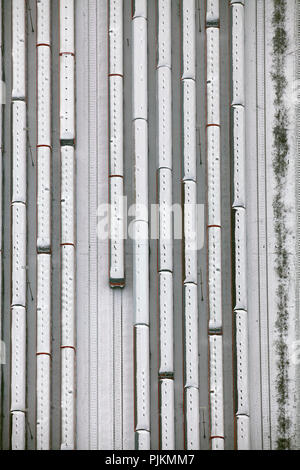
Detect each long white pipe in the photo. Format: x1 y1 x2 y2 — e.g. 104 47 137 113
206 0 225 451
0 0 3 408
182 0 200 450
11 0 27 450
59 0 76 450
109 0 124 287
230 0 250 450
132 0 150 450
36 0 51 450
157 0 175 450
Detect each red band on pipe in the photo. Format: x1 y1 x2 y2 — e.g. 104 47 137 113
61 346 76 352
37 144 52 150
60 52 75 56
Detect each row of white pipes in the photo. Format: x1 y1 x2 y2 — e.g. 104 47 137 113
157 0 175 450
10 0 76 450
11 0 27 450
60 0 76 450
132 0 150 450
206 0 225 451
182 0 200 450
10 0 77 451
5 0 250 451
230 0 250 450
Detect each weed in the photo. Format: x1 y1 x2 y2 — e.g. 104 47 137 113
271 0 291 449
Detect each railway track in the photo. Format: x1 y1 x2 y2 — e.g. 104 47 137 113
255 0 272 449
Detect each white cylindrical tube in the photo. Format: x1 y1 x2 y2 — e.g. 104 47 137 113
60 0 76 450
182 0 200 450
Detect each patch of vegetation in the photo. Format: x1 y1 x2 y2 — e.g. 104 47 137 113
271 0 291 450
